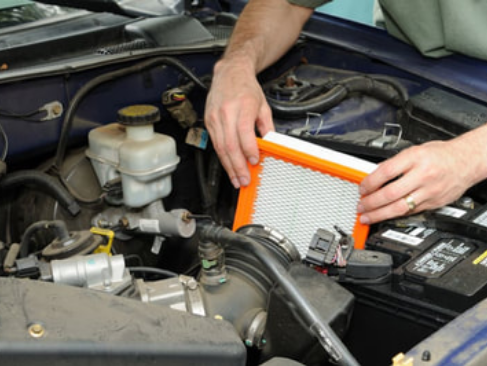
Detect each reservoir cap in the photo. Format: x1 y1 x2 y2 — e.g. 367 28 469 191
117 105 160 126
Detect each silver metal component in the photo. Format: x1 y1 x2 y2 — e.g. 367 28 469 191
135 275 206 316
123 201 196 238
136 277 186 311
244 310 267 349
457 196 475 210
264 226 301 262
40 101 64 121
50 253 131 294
180 275 206 316
93 201 196 240
369 123 403 148
3 243 20 271
288 112 326 137
289 112 321 136
306 112 325 136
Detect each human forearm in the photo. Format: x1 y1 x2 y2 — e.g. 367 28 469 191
221 0 314 74
205 0 315 189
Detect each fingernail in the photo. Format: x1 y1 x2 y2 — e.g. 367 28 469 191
231 178 240 189
239 176 250 187
249 156 259 165
360 215 370 225
359 186 367 195
357 204 364 213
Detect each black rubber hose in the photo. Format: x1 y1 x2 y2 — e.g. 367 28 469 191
0 170 80 216
342 75 405 107
198 223 360 366
269 84 348 119
369 74 409 105
53 56 208 172
128 266 178 279
195 149 212 214
19 220 69 258
268 75 407 120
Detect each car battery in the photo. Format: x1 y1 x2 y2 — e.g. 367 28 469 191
361 202 487 325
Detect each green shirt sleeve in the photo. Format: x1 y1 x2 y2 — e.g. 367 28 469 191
287 0 332 9
379 0 487 61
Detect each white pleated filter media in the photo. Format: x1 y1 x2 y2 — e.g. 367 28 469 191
251 156 361 258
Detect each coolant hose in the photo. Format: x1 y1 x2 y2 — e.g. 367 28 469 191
198 223 360 366
269 84 348 119
268 75 407 120
19 220 70 258
0 170 80 216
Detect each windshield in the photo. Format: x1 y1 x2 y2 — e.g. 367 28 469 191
0 1 75 29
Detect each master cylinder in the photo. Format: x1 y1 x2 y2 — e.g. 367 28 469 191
86 105 180 208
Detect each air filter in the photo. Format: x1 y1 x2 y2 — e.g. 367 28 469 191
233 132 377 257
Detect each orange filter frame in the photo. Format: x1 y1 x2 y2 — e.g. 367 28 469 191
233 137 370 250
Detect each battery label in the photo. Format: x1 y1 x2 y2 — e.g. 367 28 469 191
436 206 467 219
381 228 435 247
473 210 487 228
406 239 475 278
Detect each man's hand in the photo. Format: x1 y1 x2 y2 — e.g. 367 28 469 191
203 0 313 188
205 58 274 189
358 127 487 224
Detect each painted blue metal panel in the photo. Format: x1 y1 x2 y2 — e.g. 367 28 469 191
404 298 487 366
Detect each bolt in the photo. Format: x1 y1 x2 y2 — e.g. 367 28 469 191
421 350 431 362
186 278 198 290
285 76 296 88
181 211 192 223
28 323 45 338
457 196 474 209
52 103 63 116
119 217 130 228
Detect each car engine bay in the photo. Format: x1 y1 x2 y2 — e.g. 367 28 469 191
2 2 487 365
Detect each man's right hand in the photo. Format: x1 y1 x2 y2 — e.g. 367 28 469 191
203 0 314 188
204 57 274 189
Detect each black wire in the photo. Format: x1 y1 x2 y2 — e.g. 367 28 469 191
0 108 47 123
0 123 8 161
183 261 202 276
128 266 178 279
0 108 41 118
124 254 144 267
53 56 208 173
186 214 213 221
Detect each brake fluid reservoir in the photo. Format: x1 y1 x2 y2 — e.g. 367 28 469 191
86 105 180 208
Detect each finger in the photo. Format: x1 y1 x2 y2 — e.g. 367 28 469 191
206 115 240 188
360 190 426 224
219 151 240 189
360 148 416 195
237 103 261 166
256 101 275 138
358 166 424 213
221 107 252 187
